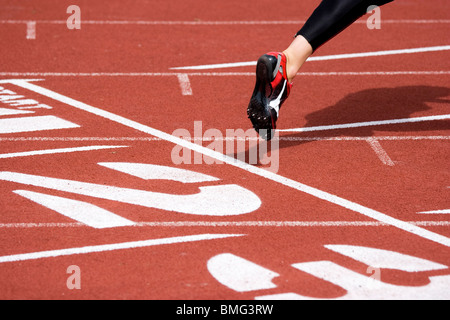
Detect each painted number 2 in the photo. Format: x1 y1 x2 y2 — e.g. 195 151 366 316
0 162 262 228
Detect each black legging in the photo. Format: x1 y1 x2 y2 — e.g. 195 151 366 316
296 0 394 51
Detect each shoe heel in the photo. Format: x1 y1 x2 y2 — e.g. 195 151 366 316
256 55 273 96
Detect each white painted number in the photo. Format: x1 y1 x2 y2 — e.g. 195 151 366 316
0 163 261 228
208 245 450 300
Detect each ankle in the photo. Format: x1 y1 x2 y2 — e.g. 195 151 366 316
282 50 298 82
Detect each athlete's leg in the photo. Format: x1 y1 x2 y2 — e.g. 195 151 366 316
247 0 394 139
283 35 313 82
284 0 394 81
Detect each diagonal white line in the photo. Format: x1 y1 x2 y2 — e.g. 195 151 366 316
278 114 450 133
170 45 450 70
0 234 244 263
418 210 450 214
1 71 449 77
176 73 193 95
0 145 128 159
1 221 449 228
366 138 395 166
6 79 450 247
1 19 450 25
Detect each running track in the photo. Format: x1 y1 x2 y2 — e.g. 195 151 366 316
0 0 449 300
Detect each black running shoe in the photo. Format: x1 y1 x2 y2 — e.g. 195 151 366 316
247 52 292 140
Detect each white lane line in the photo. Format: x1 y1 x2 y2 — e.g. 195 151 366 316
0 136 449 142
176 73 193 96
418 210 450 214
278 114 450 133
366 138 395 166
170 45 450 70
2 19 450 25
1 71 449 77
1 221 449 228
7 79 450 247
0 145 128 159
0 233 243 264
26 21 36 40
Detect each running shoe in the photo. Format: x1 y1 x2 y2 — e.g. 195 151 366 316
247 52 292 140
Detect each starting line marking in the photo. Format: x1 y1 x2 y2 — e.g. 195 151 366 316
4 79 449 248
0 233 244 264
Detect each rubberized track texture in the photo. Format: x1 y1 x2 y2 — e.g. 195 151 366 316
0 0 449 301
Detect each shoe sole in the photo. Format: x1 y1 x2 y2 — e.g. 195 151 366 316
247 55 277 141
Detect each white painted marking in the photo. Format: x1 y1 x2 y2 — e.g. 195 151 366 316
325 245 448 272
8 80 450 247
278 114 450 133
0 115 80 134
0 221 449 228
255 293 304 300
14 190 135 229
366 138 395 166
0 135 448 142
0 71 449 77
207 253 279 292
0 107 34 116
0 171 261 216
170 45 450 70
0 145 128 159
0 79 43 84
1 19 450 26
98 162 219 183
7 99 39 107
0 94 24 101
291 260 450 299
26 21 36 39
171 62 255 71
419 210 450 214
0 234 244 263
176 73 193 95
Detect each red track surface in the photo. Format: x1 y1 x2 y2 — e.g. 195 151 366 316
0 0 449 300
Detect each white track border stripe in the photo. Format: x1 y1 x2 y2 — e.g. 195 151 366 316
2 19 450 25
278 114 450 133
0 145 128 159
0 136 448 142
7 79 450 247
1 71 449 77
0 234 243 263
1 221 449 228
170 45 450 70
